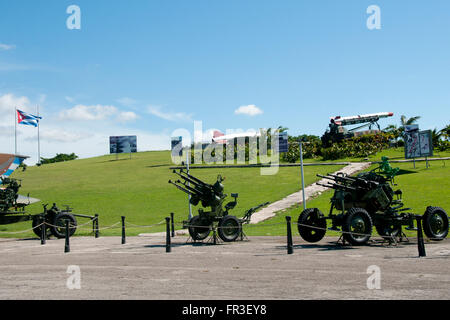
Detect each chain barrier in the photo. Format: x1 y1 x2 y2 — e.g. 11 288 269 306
0 223 44 235
125 220 166 228
0 216 446 241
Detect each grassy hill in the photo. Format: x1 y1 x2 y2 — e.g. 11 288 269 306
2 150 345 237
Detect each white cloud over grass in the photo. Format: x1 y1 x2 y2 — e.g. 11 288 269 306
234 105 263 116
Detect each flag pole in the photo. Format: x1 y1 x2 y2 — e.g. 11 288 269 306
37 105 41 165
14 107 17 155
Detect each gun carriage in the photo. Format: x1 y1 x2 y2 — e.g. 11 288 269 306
0 177 94 238
297 157 449 245
169 169 268 242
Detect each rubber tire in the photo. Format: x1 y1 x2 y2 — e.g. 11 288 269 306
188 215 211 241
422 206 449 241
32 216 51 239
50 212 77 239
218 215 241 242
375 223 402 240
297 208 327 243
342 208 373 245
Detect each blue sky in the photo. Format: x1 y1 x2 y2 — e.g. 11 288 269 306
1 0 449 163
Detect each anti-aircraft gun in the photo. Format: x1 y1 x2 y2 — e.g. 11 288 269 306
169 169 269 242
297 157 449 245
0 176 86 238
0 153 96 239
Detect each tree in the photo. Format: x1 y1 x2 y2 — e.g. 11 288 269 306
439 124 450 141
431 128 442 147
400 115 421 126
40 153 78 164
384 124 401 144
399 115 421 137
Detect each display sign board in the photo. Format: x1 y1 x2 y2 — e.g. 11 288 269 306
171 136 183 157
110 136 137 154
404 129 433 159
278 132 289 153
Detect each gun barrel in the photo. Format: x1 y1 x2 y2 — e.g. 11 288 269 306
327 173 357 182
178 169 211 188
317 182 357 191
174 170 207 189
168 180 198 197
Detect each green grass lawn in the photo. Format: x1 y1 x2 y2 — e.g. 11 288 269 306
244 160 450 238
1 150 344 238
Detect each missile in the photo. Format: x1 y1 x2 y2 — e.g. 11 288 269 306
331 112 394 126
212 130 261 143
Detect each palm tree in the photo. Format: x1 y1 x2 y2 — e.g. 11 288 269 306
439 124 450 141
383 124 401 146
431 128 442 147
400 115 421 126
399 115 421 137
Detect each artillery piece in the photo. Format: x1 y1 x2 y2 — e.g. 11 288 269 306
169 169 268 242
0 176 93 239
298 157 449 245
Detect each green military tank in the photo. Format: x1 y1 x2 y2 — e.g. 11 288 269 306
297 157 449 245
169 169 268 242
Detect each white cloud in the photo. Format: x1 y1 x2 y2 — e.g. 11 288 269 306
35 129 92 143
0 43 15 51
58 104 118 121
65 96 75 103
147 105 192 122
117 97 137 106
0 93 31 114
117 111 138 122
234 104 263 116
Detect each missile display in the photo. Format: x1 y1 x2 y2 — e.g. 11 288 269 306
322 112 394 147
330 112 394 126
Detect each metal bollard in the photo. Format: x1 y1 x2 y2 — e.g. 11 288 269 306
165 217 171 253
95 214 99 238
416 215 426 257
286 216 294 254
170 212 175 237
64 220 70 253
121 216 126 245
40 215 46 245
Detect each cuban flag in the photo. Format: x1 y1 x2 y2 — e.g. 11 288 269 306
17 109 42 127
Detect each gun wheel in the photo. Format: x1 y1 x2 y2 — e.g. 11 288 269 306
423 206 449 241
31 216 51 238
188 216 211 241
297 208 327 243
342 208 372 245
218 215 241 242
50 212 77 239
375 223 402 240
